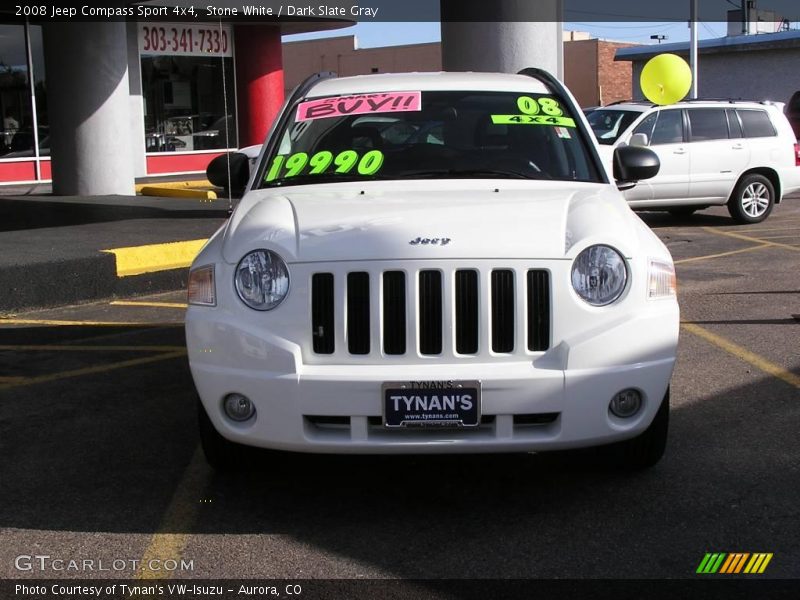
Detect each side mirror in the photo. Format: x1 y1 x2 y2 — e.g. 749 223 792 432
613 144 660 190
206 152 250 195
629 133 649 147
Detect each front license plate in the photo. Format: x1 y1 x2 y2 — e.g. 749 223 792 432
382 380 481 428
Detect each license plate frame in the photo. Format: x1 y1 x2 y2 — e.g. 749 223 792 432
382 380 481 428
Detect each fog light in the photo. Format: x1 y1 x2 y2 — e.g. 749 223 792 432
223 393 255 422
609 389 642 418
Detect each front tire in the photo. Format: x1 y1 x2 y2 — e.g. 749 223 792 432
198 398 254 471
604 388 670 470
728 174 774 224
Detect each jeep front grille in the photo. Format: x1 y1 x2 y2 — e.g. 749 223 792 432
310 267 551 357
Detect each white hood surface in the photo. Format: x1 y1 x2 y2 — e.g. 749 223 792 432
221 182 637 264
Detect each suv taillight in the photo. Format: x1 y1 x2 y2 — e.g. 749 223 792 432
795 143 800 166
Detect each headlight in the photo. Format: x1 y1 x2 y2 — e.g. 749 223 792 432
571 245 628 306
234 250 290 310
188 265 216 306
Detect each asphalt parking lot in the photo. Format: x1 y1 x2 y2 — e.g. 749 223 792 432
0 200 798 584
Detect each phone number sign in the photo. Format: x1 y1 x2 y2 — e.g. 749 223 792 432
138 23 232 57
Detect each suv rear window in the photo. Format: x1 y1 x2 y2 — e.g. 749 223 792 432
737 109 776 138
687 109 729 141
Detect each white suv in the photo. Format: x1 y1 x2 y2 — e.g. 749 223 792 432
587 100 800 223
186 69 679 471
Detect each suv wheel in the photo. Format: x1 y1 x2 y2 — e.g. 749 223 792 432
198 398 255 471
728 174 774 224
602 388 670 470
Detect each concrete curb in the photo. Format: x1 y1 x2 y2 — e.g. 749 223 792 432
0 255 191 313
0 239 210 314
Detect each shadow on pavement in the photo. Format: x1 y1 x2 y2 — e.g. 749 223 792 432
0 323 798 578
0 197 230 233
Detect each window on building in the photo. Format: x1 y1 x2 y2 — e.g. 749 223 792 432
0 23 34 158
140 44 236 153
737 109 776 138
687 108 729 141
650 110 684 145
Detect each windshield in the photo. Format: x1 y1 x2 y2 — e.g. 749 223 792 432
256 90 603 188
586 109 643 145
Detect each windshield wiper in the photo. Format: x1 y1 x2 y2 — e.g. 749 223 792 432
264 172 393 187
401 168 530 180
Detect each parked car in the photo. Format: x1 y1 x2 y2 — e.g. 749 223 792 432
186 69 678 472
587 100 800 223
785 91 800 139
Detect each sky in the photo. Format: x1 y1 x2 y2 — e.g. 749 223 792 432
282 20 798 48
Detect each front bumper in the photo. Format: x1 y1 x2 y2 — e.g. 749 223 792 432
187 304 678 454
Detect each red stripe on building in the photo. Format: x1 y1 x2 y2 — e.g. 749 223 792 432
0 161 37 182
145 153 224 175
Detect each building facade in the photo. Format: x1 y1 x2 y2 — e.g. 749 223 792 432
0 18 338 187
615 30 800 106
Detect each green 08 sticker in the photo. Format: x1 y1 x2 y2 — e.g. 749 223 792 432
516 96 563 117
265 149 385 182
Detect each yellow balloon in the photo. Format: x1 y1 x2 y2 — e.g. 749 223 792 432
640 53 692 105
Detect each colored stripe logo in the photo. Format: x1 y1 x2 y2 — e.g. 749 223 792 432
697 553 773 574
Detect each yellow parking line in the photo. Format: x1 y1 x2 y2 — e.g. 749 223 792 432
0 318 175 327
682 323 800 389
134 180 212 192
137 446 210 579
0 376 27 384
138 186 217 200
103 239 207 277
674 244 771 265
702 227 800 252
111 301 188 309
0 350 186 391
0 344 185 352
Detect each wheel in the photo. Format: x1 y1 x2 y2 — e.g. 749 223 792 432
198 398 254 471
668 207 697 218
727 174 774 224
603 388 670 470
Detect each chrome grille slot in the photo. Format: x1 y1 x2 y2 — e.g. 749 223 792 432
311 273 335 354
346 272 370 355
418 270 443 355
382 271 407 355
526 270 551 351
491 269 515 353
455 269 479 354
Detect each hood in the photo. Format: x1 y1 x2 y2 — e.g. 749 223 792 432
221 181 637 264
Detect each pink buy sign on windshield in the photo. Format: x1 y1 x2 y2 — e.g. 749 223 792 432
296 91 422 122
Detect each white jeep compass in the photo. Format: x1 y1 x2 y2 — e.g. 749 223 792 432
186 69 679 471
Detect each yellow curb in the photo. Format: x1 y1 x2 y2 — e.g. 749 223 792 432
134 179 213 192
103 239 208 277
138 186 218 200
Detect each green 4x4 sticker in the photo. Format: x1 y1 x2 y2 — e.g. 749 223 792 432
491 95 576 127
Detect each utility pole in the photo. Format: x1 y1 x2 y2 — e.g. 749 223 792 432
690 0 698 99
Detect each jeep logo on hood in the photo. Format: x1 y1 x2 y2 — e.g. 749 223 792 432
409 237 451 246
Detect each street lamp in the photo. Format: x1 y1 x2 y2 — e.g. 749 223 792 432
650 34 668 44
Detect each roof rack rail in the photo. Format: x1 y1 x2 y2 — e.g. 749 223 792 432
678 97 777 104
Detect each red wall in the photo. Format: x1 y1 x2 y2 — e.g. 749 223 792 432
145 153 223 175
234 25 285 148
